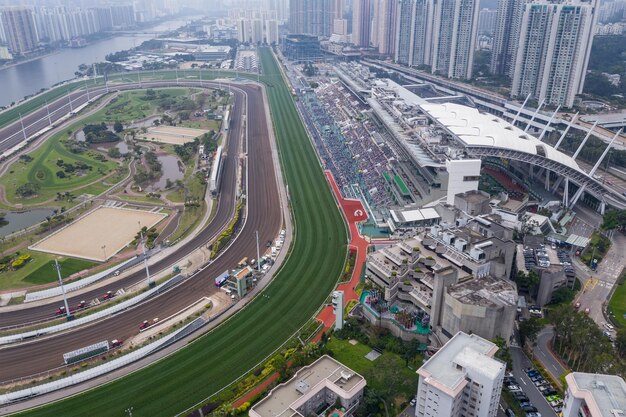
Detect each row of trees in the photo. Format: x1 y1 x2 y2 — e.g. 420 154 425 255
549 305 616 373
602 209 626 231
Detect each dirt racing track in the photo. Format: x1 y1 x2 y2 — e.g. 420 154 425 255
30 206 167 262
0 80 283 386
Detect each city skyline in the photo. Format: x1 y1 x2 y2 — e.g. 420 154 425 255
0 1 625 417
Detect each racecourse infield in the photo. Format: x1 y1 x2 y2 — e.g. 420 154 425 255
30 206 167 262
7 49 347 417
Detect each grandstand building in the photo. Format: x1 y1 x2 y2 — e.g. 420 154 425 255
336 62 626 214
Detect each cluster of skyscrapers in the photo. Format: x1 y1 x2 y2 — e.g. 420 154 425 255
0 0 180 58
492 0 597 107
288 0 599 107
231 9 279 45
0 4 135 55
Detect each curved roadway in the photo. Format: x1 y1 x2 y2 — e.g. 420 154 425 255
0 81 282 382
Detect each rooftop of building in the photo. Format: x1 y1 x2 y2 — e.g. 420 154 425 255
419 102 586 176
447 275 518 308
566 372 626 417
250 355 366 417
418 332 502 396
390 207 440 224
455 190 491 205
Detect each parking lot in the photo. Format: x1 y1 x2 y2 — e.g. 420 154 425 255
509 346 559 417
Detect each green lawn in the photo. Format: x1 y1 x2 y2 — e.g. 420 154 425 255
0 251 52 291
0 131 118 206
326 338 420 411
18 48 348 417
22 258 95 285
608 270 626 327
85 88 190 124
0 251 95 291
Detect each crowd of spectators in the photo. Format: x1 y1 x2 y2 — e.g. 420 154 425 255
299 79 393 208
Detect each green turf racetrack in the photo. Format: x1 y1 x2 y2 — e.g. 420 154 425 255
16 48 348 417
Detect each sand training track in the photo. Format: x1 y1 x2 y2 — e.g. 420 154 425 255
140 125 209 145
30 207 167 262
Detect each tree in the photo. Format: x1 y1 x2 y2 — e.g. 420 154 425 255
602 209 626 231
15 182 40 198
144 89 156 100
550 287 576 305
518 214 541 240
108 147 121 158
113 120 124 133
493 336 513 370
519 318 542 346
514 270 540 295
616 328 626 358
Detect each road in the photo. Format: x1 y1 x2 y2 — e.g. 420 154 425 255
574 231 626 327
0 81 283 382
0 81 242 330
511 345 558 417
533 327 567 380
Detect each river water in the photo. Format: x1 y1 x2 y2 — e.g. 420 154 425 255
0 19 189 107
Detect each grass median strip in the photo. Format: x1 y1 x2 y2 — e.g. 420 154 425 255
17 48 347 417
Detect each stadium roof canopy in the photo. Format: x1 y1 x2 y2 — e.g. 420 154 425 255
420 103 585 176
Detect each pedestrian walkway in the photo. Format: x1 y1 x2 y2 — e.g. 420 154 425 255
314 171 370 335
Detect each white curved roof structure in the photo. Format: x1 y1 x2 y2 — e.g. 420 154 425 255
420 102 585 175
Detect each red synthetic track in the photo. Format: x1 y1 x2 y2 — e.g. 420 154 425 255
313 172 370 339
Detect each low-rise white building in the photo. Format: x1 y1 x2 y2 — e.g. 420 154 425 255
563 372 626 417
250 355 366 417
416 332 505 417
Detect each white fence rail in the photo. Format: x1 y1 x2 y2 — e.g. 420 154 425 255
24 257 139 302
0 274 185 345
0 317 205 405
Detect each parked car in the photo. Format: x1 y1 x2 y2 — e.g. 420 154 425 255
102 291 114 300
77 300 86 309
522 405 538 413
110 339 123 348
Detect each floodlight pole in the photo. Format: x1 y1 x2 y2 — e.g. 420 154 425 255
67 89 74 112
256 230 260 272
139 224 152 287
44 99 52 125
84 78 90 101
18 112 27 141
55 259 71 319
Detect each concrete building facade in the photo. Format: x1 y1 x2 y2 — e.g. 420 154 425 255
510 0 599 107
430 0 480 79
1 7 38 55
441 275 517 342
352 0 372 47
490 0 525 77
415 331 505 417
